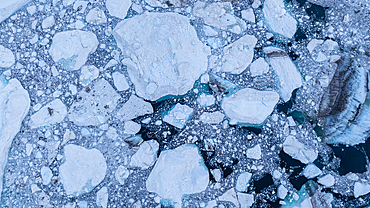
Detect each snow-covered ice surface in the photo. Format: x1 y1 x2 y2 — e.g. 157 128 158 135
2 0 370 207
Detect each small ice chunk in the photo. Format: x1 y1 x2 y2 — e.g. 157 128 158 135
106 0 131 19
27 5 36 15
221 88 279 125
252 0 261 8
124 135 144 146
199 111 225 124
0 0 32 23
221 35 257 74
63 0 76 6
41 166 53 185
26 143 33 156
273 170 282 179
80 65 99 86
283 136 318 164
115 165 130 185
203 26 218 36
31 184 41 193
42 16 55 29
235 172 252 192
129 140 159 169
116 95 153 121
78 201 88 208
200 74 210 84
302 163 322 179
249 58 269 77
211 169 222 182
354 182 370 198
264 47 302 102
146 144 209 206
86 7 107 25
163 103 193 129
246 144 262 160
124 121 141 135
30 99 67 129
241 8 255 23
0 45 15 68
112 72 129 91
218 188 239 207
307 39 324 54
263 0 297 38
49 30 99 71
318 174 335 187
59 144 107 196
277 185 288 199
237 192 254 208
197 93 215 107
96 187 108 208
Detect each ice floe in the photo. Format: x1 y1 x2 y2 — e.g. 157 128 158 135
199 111 225 124
249 58 269 77
124 121 141 135
0 45 15 68
277 185 288 199
115 165 130 185
42 16 55 29
112 72 129 91
354 182 370 198
302 163 322 179
96 187 108 208
146 144 209 207
129 140 159 169
113 12 210 101
241 8 255 23
59 144 107 196
163 103 193 129
86 7 107 25
0 0 32 23
246 144 262 160
307 39 338 62
221 88 279 125
30 99 67 128
218 188 239 207
79 65 99 86
41 166 53 185
282 136 318 164
106 0 131 19
237 192 254 208
318 174 335 187
49 30 99 71
197 93 216 107
235 172 252 192
116 95 153 121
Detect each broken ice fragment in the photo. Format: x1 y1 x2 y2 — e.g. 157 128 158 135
0 0 32 23
221 88 279 126
41 166 53 185
30 99 67 128
221 35 257 74
246 144 262 160
79 65 99 86
236 172 252 192
124 135 143 146
218 188 240 207
193 1 247 34
163 103 193 129
115 165 130 185
307 39 338 62
354 182 370 198
96 187 108 208
302 163 322 179
106 0 131 19
237 192 254 208
249 58 269 77
113 12 210 101
116 95 153 121
146 144 209 207
263 0 297 38
199 111 225 124
124 121 141 135
86 7 107 25
59 144 107 196
282 136 318 164
49 30 99 71
264 47 303 102
241 8 255 23
0 45 15 68
129 140 159 169
209 74 237 95
42 16 55 29
277 185 288 199
318 174 334 187
197 93 216 107
68 79 120 126
112 72 129 91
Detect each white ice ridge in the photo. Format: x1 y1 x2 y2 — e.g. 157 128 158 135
113 12 210 101
264 47 302 102
59 144 107 196
0 45 15 68
0 0 32 23
221 88 279 125
263 0 297 38
146 144 209 207
30 99 67 128
49 30 98 71
0 78 30 200
283 136 318 164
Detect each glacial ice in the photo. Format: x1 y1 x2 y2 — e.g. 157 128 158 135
113 12 210 101
263 0 297 38
163 103 194 129
79 65 99 87
115 165 130 185
264 47 302 102
129 140 159 169
116 95 153 121
30 99 67 128
41 166 53 185
221 88 279 125
283 136 318 164
112 72 129 91
146 144 209 207
106 0 131 19
49 30 99 71
246 144 262 160
0 78 30 200
0 0 32 23
0 45 15 68
59 144 107 196
235 172 252 192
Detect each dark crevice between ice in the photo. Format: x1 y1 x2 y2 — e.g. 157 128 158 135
279 151 307 190
277 88 299 114
330 144 367 175
250 174 279 208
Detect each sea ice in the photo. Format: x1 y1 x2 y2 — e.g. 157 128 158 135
42 16 55 29
264 47 302 102
30 99 67 128
307 39 338 62
237 192 254 208
124 121 141 135
197 93 216 107
41 166 53 185
318 174 335 187
283 136 318 164
241 8 255 23
0 45 15 68
59 144 107 196
145 0 187 8
249 58 269 77
86 7 107 24
112 72 129 91
218 188 239 207
146 144 209 207
246 144 262 160
68 79 120 126
163 103 194 129
199 111 225 124
49 30 98 71
302 163 322 179
263 0 297 38
277 185 288 199
106 0 131 19
235 172 252 192
113 12 210 101
354 182 370 198
79 65 99 86
221 88 279 125
115 165 130 185
116 95 153 121
129 140 159 169
96 187 108 208
221 35 257 74
0 0 32 23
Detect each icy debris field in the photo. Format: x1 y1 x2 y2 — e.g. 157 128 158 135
2 0 370 207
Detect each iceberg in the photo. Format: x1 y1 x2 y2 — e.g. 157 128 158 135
283 136 318 164
116 95 153 121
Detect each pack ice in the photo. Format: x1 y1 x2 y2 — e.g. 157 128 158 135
146 144 209 207
0 45 15 68
0 0 32 23
113 12 210 101
0 78 30 200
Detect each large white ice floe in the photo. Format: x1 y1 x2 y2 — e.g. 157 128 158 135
193 1 247 34
106 0 131 19
129 140 159 169
68 79 120 126
146 144 209 207
163 103 194 129
30 99 67 128
49 30 99 71
221 35 257 74
263 0 297 38
0 0 32 23
283 136 318 164
116 95 153 121
0 78 30 200
59 144 107 196
0 45 15 68
113 12 210 101
264 47 302 102
221 88 279 126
